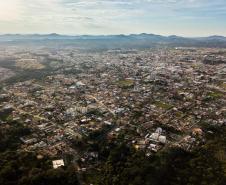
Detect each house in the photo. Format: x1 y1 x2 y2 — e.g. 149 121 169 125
149 129 167 144
52 159 65 169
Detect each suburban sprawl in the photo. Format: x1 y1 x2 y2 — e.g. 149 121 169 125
0 46 226 185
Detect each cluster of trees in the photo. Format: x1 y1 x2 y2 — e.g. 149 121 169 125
0 119 31 152
0 151 79 185
1 108 225 185
0 118 80 185
85 126 226 185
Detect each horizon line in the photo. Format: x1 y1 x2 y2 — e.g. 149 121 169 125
0 33 226 38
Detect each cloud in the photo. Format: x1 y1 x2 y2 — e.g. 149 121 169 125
0 0 225 35
0 0 24 21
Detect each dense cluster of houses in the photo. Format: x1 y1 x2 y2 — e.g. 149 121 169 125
0 47 225 169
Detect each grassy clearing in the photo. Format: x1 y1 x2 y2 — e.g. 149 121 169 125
116 79 134 88
206 91 224 99
154 101 173 110
15 59 45 70
221 83 226 90
175 111 185 118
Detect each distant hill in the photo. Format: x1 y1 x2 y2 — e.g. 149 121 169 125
0 33 226 49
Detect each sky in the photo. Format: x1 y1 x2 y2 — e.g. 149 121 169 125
0 0 225 36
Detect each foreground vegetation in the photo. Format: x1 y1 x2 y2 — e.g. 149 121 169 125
0 116 79 185
85 125 226 185
0 110 225 185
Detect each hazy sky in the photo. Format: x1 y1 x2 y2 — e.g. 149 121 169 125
0 0 225 36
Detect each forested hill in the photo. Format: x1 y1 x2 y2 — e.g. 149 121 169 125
0 33 226 49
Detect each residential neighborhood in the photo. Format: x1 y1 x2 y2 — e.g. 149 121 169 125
1 47 225 172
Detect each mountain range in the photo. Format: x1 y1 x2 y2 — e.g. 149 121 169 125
0 33 226 49
0 33 226 41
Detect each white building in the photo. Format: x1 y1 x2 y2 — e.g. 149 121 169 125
52 159 65 169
